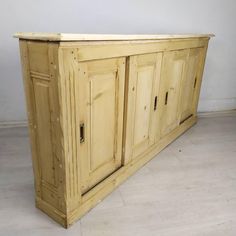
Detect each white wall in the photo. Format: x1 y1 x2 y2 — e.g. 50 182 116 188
0 0 236 123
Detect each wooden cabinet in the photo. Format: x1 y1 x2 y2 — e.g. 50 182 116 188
15 33 213 228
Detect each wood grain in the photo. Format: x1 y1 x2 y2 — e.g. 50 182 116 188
17 34 212 228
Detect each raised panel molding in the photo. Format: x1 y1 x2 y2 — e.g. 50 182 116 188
76 57 126 194
159 50 189 137
124 53 162 162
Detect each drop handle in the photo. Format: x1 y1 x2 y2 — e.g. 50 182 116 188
154 96 158 111
80 123 85 143
165 91 169 105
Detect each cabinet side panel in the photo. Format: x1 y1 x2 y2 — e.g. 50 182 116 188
19 40 41 198
19 40 66 212
33 80 56 186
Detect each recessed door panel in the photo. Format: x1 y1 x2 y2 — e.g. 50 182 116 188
133 66 155 145
124 53 162 163
33 80 56 186
159 50 188 137
90 73 116 170
78 58 125 194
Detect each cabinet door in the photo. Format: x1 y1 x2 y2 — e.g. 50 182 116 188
179 48 203 122
159 50 188 138
124 53 162 163
78 58 125 194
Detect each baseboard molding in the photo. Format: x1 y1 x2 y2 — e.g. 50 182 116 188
0 120 28 128
1 109 236 128
36 197 67 228
198 98 236 112
198 109 236 118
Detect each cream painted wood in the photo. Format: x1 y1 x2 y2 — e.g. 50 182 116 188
16 33 213 228
19 41 66 213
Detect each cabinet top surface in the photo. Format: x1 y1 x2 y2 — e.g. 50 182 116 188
14 32 214 41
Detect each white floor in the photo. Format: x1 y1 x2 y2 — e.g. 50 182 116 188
0 114 236 236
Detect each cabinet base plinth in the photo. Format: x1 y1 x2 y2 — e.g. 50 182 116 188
36 198 68 228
